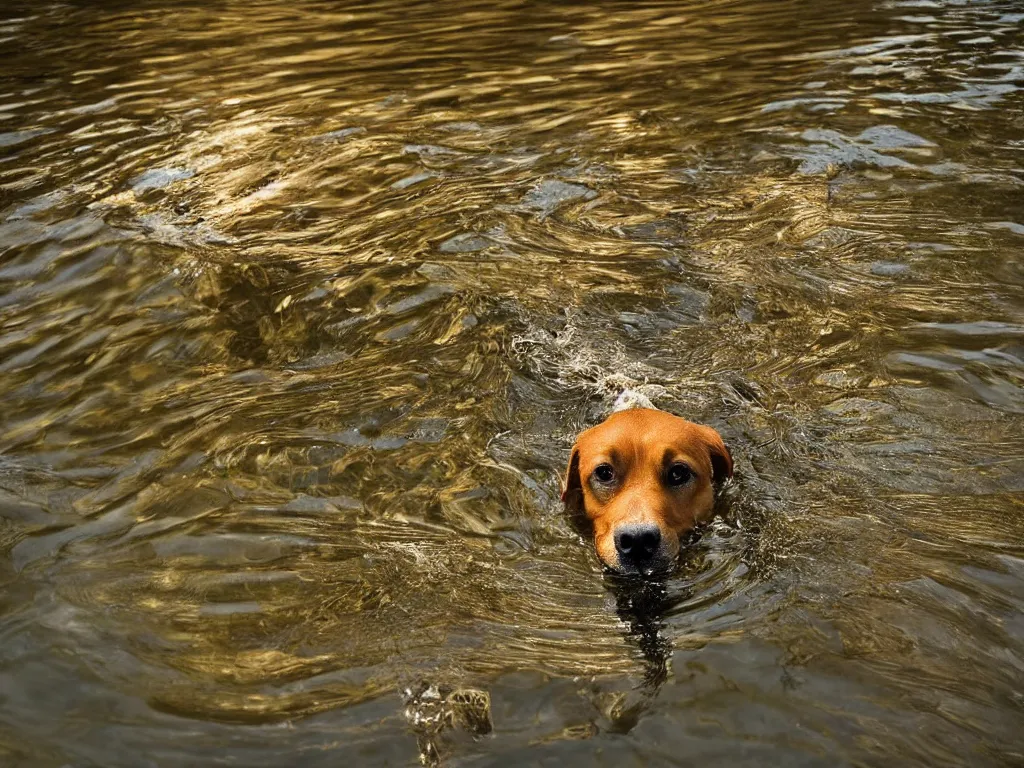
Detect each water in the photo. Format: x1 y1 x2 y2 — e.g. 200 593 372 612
1 0 1022 765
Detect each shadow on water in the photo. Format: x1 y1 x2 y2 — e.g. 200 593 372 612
0 0 1022 765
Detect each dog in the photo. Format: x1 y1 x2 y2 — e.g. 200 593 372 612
562 398 732 575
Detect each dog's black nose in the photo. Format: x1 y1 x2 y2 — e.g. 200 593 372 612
614 524 662 565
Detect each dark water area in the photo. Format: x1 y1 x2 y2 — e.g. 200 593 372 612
1 0 1022 765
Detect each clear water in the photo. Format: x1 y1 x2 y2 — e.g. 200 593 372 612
1 0 1022 765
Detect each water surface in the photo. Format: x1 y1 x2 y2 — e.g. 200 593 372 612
1 0 1022 765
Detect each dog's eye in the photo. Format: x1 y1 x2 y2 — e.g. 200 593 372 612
666 463 693 486
592 464 615 484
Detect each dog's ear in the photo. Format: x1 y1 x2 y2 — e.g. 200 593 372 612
697 425 733 485
561 446 582 509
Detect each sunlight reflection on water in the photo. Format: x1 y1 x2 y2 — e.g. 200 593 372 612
0 0 1022 765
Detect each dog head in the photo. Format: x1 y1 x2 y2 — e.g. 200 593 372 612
562 408 732 574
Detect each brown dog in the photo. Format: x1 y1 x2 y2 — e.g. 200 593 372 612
562 408 732 574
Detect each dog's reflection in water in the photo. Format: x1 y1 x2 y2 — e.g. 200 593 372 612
581 569 681 734
595 533 719 734
609 574 673 691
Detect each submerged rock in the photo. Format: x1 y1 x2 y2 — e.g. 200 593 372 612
517 179 596 219
130 167 195 193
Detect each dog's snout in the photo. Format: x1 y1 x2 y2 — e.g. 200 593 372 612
614 524 661 564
